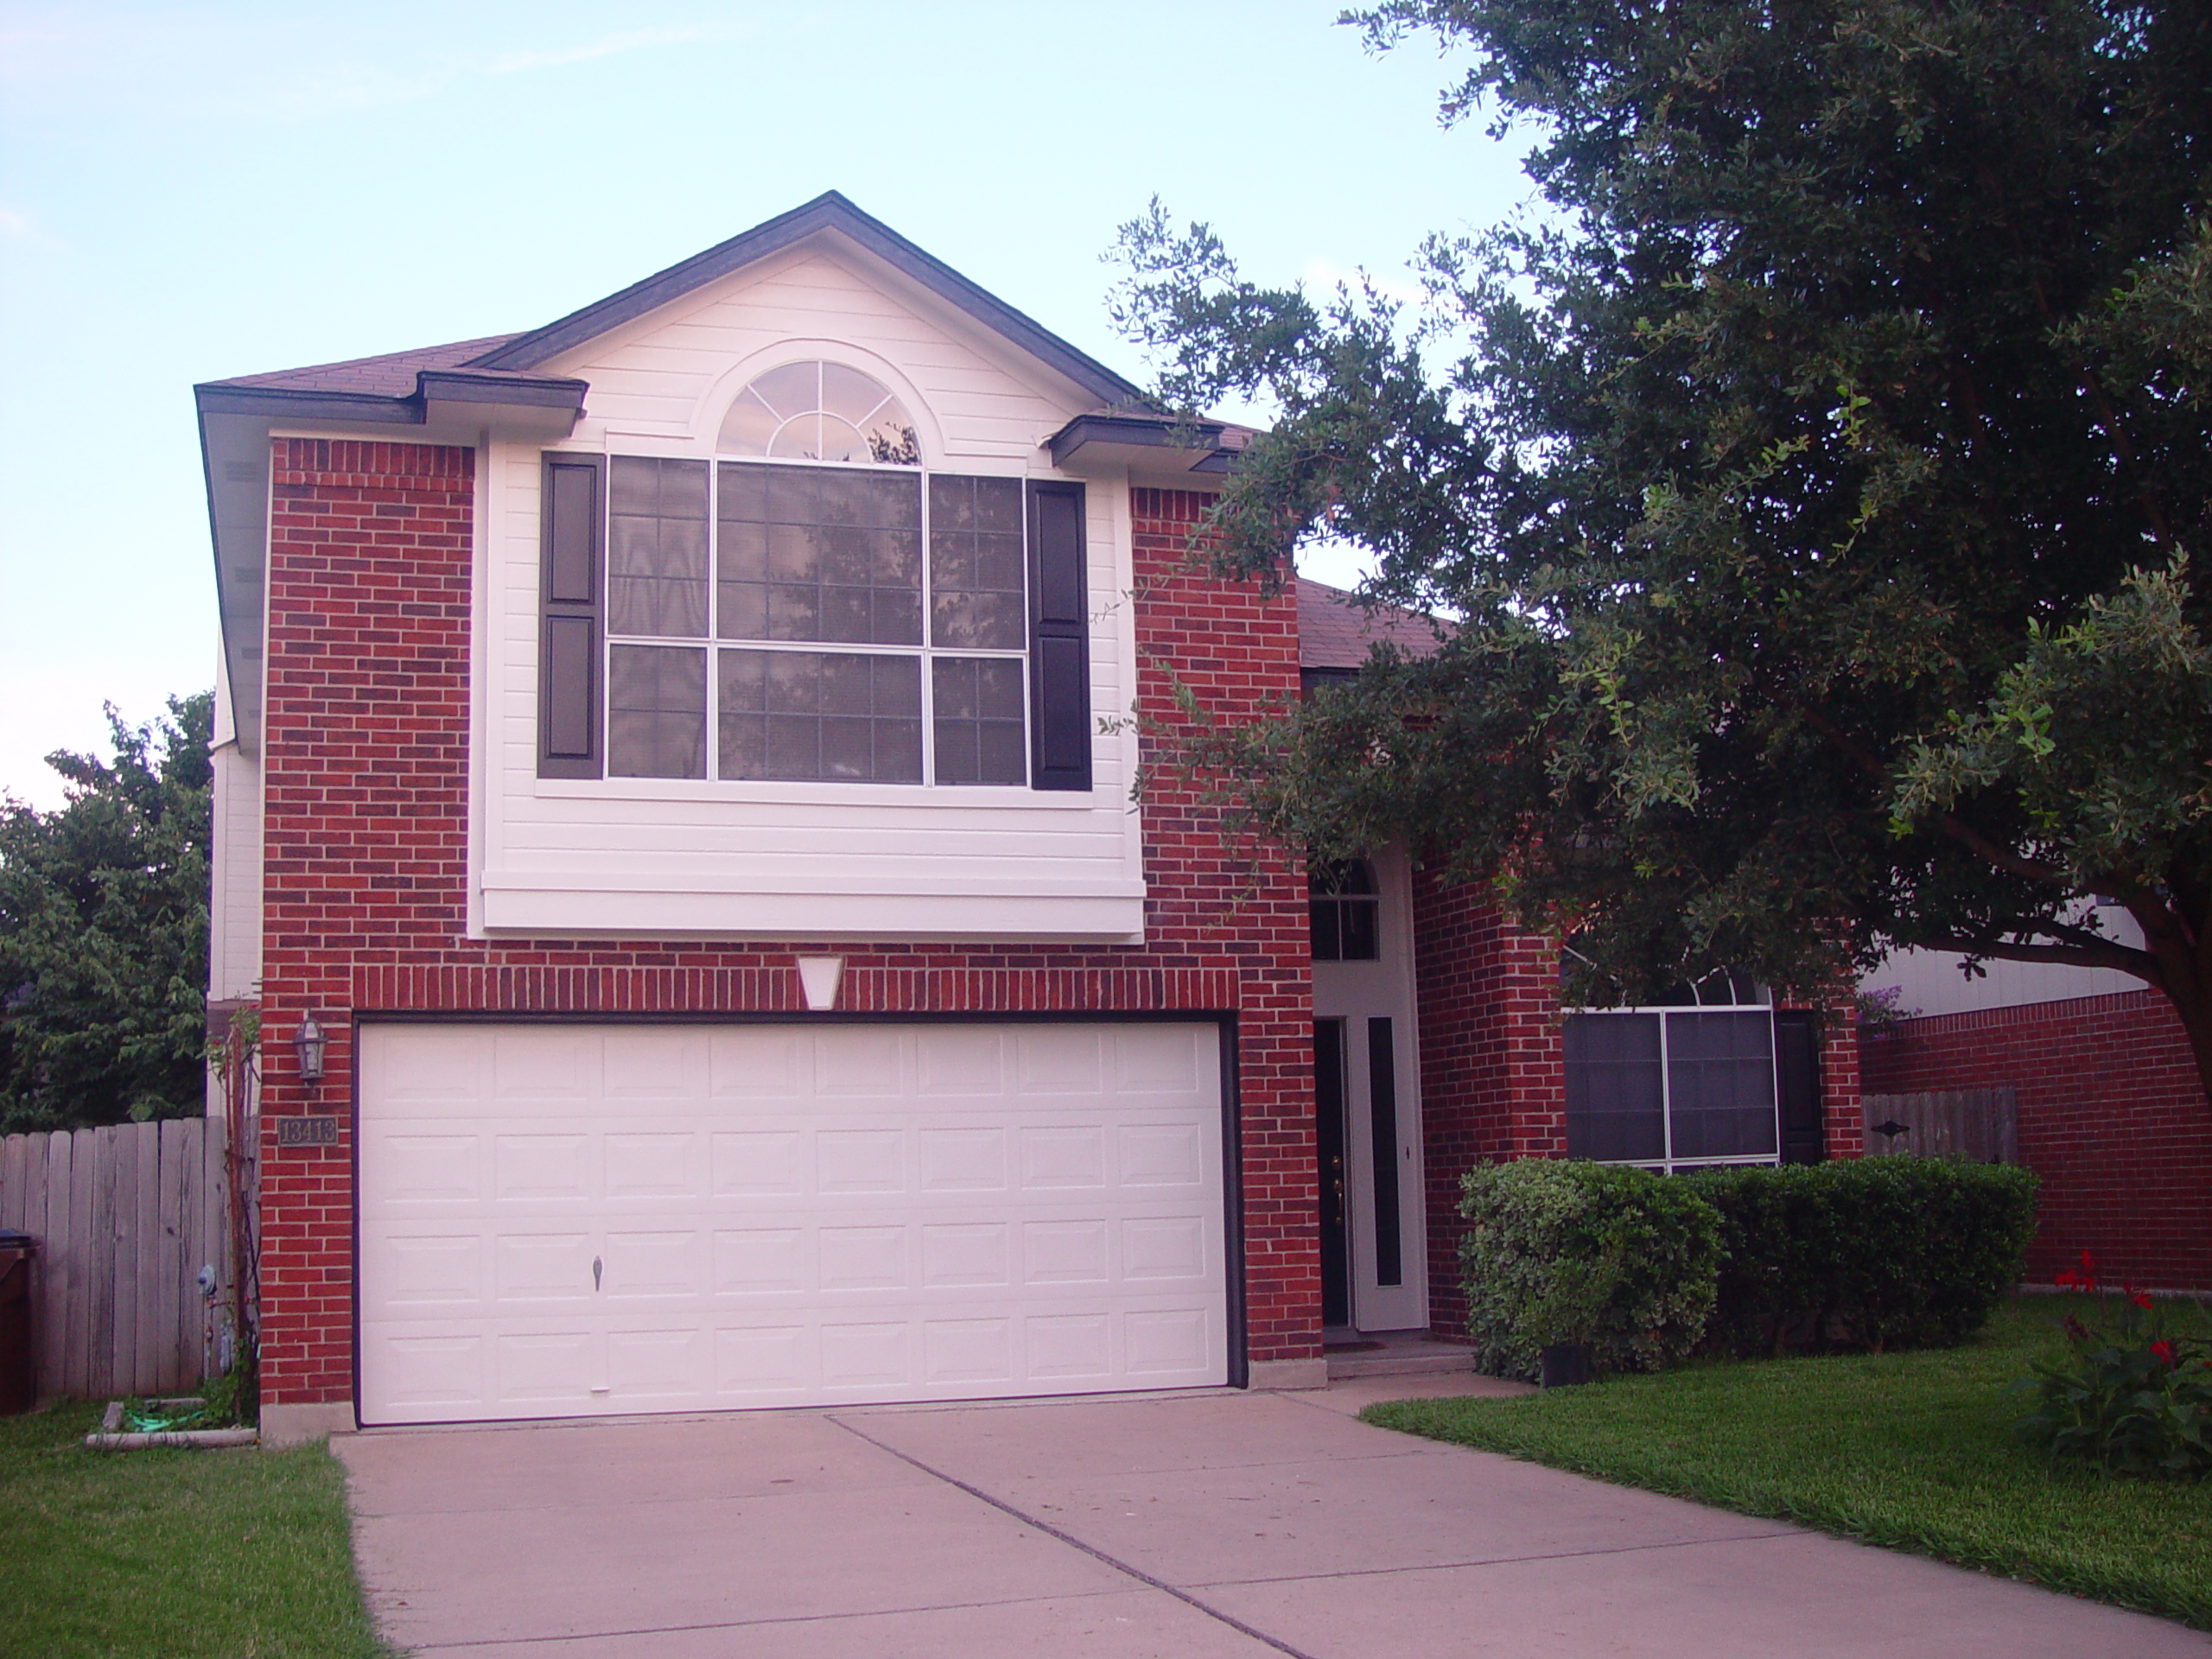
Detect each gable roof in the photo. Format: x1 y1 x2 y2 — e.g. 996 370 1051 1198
207 334 522 398
466 192 1147 409
1296 577 1448 671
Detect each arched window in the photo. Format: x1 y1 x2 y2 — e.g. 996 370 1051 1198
717 360 919 465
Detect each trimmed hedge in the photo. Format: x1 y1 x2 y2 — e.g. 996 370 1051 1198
1459 1160 1721 1382
1685 1160 2039 1355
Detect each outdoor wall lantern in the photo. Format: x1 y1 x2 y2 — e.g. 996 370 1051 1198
294 1012 327 1088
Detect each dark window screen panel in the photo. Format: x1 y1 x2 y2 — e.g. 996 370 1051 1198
1313 1020 1351 1330
1563 1014 1666 1162
1664 1011 1778 1160
931 656 1026 785
930 476 1027 649
718 462 922 647
1367 1017 1402 1287
607 645 707 779
607 457 709 638
719 648 922 784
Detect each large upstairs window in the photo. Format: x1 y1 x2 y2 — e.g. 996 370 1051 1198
537 363 1090 791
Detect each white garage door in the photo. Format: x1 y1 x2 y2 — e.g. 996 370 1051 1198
358 1020 1229 1425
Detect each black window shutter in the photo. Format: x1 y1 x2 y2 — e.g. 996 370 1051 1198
540 453 605 779
1774 1010 1825 1164
1027 480 1090 791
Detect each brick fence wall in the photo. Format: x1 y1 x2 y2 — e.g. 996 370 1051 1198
254 448 1317 1408
1859 990 2212 1289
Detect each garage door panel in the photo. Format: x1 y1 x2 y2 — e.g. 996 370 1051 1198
917 1127 1008 1191
359 1020 1228 1425
493 1330 595 1407
1015 1027 1105 1094
706 1027 805 1099
914 1027 1009 1096
600 1027 709 1099
493 1134 593 1202
813 1027 907 1097
607 1325 708 1402
493 1027 598 1103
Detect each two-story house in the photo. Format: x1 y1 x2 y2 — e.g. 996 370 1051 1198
197 194 1861 1442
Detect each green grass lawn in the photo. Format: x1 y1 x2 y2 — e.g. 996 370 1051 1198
1364 1294 2212 1630
0 1401 392 1658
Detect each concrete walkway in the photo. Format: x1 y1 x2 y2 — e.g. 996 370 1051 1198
336 1378 2208 1657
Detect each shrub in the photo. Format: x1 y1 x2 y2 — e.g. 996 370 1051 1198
2018 1250 2212 1478
1459 1160 1722 1382
1688 1160 2038 1355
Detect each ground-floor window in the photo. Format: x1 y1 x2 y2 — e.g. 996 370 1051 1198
1562 974 1783 1173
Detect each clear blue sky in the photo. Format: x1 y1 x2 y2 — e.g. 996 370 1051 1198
0 2 1529 805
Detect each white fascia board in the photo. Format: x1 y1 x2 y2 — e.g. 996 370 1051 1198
478 885 1146 942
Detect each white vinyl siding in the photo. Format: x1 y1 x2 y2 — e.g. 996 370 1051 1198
357 1020 1229 1425
474 238 1144 938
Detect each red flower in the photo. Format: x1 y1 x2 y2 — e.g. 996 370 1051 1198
2152 1339 2176 1367
2131 1290 2154 1311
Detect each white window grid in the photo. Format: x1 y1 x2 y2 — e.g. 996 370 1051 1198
599 449 1031 786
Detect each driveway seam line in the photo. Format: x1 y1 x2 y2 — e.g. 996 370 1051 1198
396 1586 1141 1653
1184 1524 1809 1589
829 1413 1325 1659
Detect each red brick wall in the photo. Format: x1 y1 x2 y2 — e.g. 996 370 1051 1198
255 448 1315 1408
1859 990 2212 1290
1408 879 1866 1338
1409 880 1566 1337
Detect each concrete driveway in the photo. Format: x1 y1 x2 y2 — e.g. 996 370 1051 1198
336 1378 2207 1658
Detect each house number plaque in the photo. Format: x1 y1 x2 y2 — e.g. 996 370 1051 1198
276 1116 340 1148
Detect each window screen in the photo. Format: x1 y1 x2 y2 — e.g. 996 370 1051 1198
608 645 707 779
608 457 709 639
1563 1013 1666 1162
1665 1011 1779 1160
716 463 921 646
1562 1007 1779 1168
929 475 1027 650
931 656 1026 785
717 648 922 784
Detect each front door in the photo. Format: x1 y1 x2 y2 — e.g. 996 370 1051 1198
1309 849 1427 1332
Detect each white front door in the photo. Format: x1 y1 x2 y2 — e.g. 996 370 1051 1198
1311 848 1427 1332
357 1020 1228 1425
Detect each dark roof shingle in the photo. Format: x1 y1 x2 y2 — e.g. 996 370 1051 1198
1296 577 1447 671
206 334 524 397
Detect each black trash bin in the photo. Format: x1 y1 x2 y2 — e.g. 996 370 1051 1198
0 1230 35 1414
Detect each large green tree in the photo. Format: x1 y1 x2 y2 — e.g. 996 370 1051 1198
1113 2 2212 1095
0 695 213 1134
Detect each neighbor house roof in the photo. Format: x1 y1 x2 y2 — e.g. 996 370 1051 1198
1296 577 1448 672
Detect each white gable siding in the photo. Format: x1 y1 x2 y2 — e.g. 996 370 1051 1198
472 236 1146 940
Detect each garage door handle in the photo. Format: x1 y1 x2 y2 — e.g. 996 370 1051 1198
593 1255 603 1292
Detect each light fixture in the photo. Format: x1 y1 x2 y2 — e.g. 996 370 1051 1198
294 1012 327 1087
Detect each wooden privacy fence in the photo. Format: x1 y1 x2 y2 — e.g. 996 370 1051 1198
1862 1088 2019 1164
0 1119 234 1401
